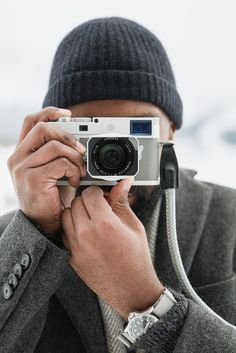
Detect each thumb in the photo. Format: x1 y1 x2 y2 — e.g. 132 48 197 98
108 177 136 224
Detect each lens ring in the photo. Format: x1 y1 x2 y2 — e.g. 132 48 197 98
91 138 135 175
99 143 126 171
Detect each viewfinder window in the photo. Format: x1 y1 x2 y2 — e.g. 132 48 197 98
130 120 152 135
79 125 88 131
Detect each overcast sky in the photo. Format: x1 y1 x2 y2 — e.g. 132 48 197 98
1 0 236 138
0 0 236 214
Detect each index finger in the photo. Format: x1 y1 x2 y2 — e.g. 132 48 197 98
17 106 71 147
17 121 84 157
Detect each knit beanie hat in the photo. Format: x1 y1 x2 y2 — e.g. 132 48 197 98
42 17 183 129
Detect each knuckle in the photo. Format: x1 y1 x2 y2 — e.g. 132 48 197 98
12 165 21 180
43 106 58 112
99 218 112 229
136 220 145 233
63 132 75 145
24 114 33 124
60 157 71 167
35 121 46 133
111 198 129 211
68 177 80 188
43 106 62 116
48 139 60 151
7 155 14 170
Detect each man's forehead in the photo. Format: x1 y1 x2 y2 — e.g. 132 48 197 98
68 100 162 118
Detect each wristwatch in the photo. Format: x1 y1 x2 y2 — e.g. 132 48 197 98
117 287 177 348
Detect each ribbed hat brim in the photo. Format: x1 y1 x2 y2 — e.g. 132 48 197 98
43 70 182 129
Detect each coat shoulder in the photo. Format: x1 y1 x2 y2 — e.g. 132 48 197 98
0 210 17 236
180 167 236 197
180 168 236 219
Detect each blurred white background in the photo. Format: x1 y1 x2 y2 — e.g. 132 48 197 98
1 0 236 216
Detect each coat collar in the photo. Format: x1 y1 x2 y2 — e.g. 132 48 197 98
56 168 213 352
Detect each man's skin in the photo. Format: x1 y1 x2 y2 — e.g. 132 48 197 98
7 99 176 321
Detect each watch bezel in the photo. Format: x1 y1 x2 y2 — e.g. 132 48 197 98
127 313 158 341
118 288 177 348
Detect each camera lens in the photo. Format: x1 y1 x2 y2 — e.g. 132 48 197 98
89 137 136 176
99 144 125 171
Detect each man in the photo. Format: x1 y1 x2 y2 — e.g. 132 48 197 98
0 16 235 353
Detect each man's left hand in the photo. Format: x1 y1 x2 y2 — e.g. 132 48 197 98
62 178 164 320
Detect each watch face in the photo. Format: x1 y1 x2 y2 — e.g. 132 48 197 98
128 314 158 341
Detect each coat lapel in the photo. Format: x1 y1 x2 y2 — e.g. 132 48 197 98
56 265 108 353
155 169 213 291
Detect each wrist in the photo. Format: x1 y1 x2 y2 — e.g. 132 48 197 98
120 280 165 321
26 215 64 245
27 216 62 237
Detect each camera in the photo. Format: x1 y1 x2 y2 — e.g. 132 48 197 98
47 117 161 186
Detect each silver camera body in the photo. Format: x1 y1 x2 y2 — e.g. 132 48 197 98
47 117 161 186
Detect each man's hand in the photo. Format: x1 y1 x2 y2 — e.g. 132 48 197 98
62 178 164 320
8 107 86 235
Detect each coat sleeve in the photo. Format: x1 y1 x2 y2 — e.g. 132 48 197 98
128 288 236 353
0 210 69 353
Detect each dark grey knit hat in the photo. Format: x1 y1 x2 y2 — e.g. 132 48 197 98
43 17 183 129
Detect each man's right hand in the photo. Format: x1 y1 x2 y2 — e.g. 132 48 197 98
7 107 86 235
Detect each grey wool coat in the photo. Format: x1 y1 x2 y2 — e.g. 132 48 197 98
0 168 236 353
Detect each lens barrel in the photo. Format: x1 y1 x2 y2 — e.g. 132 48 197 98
89 137 138 176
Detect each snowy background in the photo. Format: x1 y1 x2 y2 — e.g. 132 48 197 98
1 0 236 216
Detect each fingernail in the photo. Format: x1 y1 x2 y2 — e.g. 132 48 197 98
127 177 134 186
82 164 87 177
56 109 71 117
57 108 71 113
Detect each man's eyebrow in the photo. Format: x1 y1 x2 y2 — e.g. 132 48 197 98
133 113 158 117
